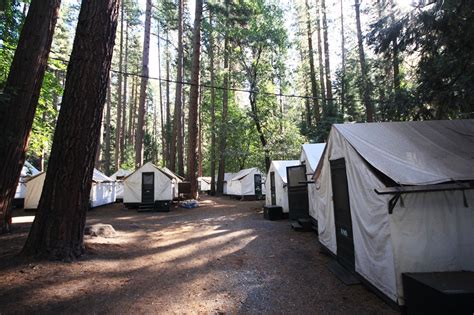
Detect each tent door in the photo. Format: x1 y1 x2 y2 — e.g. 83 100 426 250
254 174 262 197
270 172 276 205
286 165 309 220
142 172 154 203
330 158 355 272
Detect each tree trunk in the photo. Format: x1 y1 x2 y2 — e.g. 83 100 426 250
355 0 373 122
321 0 334 115
0 0 61 233
186 0 203 199
340 0 346 115
134 0 152 168
22 0 119 260
128 73 135 145
249 85 270 172
316 0 326 111
170 0 184 173
209 9 217 195
178 86 185 177
165 29 171 168
121 20 128 161
304 0 320 124
157 23 166 166
104 79 112 174
114 3 124 170
216 31 229 196
198 84 203 177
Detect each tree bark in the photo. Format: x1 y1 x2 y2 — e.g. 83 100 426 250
104 79 112 174
355 0 373 122
121 20 128 161
22 0 119 260
157 22 166 166
187 0 203 199
304 0 320 123
134 0 152 168
321 0 334 115
209 9 217 195
0 0 61 233
170 0 184 173
216 24 230 196
316 0 326 111
165 29 171 168
340 0 346 115
114 2 124 170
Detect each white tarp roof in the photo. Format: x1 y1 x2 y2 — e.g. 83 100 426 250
21 161 40 177
110 169 132 180
300 143 326 173
92 169 113 183
270 160 300 184
160 166 183 182
331 120 474 185
230 167 259 181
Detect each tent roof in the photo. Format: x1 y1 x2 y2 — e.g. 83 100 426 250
160 166 184 181
198 176 212 184
230 167 260 181
21 161 40 177
332 120 474 185
93 168 113 183
300 143 326 173
270 160 300 183
110 168 132 180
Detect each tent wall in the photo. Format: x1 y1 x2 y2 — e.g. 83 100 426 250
24 173 46 209
316 125 474 305
390 190 474 304
90 182 116 207
265 167 288 212
123 163 173 203
115 182 125 200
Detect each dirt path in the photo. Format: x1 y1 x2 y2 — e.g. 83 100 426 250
0 196 395 314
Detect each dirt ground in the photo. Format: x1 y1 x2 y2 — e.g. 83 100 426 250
0 196 396 314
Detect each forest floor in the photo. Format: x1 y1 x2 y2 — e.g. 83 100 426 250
0 196 395 314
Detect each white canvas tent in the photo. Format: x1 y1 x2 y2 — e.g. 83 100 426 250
123 162 180 206
215 173 235 195
265 160 300 213
227 167 264 199
14 161 40 205
300 143 326 221
25 168 116 209
198 176 212 192
314 120 474 306
110 169 132 201
90 169 116 207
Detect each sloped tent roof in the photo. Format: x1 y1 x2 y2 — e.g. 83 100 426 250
93 169 114 183
21 161 40 177
270 160 300 184
316 119 474 185
198 176 212 184
230 167 260 182
110 169 132 180
160 166 184 182
300 143 326 173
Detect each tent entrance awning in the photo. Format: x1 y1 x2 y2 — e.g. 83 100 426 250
375 182 473 214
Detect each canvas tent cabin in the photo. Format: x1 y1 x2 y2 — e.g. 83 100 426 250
90 169 116 207
216 173 235 195
314 120 474 306
123 162 180 208
265 160 300 213
300 143 326 224
110 169 132 201
14 161 40 208
160 166 183 199
25 168 116 210
198 176 212 193
227 167 264 200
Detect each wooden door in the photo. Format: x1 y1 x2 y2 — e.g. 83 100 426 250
330 158 355 272
142 172 154 203
270 171 276 205
287 165 309 220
